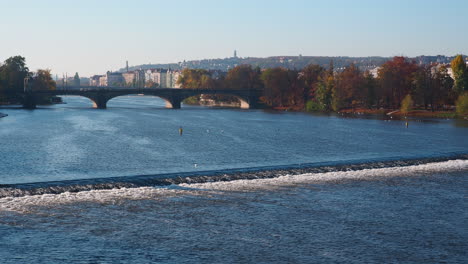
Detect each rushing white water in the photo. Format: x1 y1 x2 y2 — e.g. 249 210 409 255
1 160 466 213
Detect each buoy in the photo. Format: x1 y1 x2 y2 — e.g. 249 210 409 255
179 127 183 136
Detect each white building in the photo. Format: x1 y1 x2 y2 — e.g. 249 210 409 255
166 70 182 88
369 67 381 78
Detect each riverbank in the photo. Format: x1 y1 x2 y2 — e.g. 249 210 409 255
337 108 463 119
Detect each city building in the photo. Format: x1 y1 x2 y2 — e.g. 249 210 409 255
122 71 136 86
166 70 182 88
89 75 102 86
134 69 145 87
145 69 162 87
97 72 125 87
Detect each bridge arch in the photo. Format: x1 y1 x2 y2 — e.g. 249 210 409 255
105 93 178 109
52 95 100 108
180 93 252 109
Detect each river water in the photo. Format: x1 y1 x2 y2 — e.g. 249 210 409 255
0 96 467 263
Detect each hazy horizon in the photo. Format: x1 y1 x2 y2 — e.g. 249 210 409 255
1 0 467 77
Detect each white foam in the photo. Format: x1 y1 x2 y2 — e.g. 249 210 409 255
0 160 466 213
180 159 468 191
0 187 213 213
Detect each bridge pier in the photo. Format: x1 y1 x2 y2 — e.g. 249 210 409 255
240 95 261 109
166 99 181 109
89 94 108 109
164 95 181 109
23 95 37 109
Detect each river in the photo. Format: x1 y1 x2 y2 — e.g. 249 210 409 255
0 96 467 263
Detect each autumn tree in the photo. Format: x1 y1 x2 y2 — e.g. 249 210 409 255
145 80 159 88
225 65 263 90
31 69 56 91
334 64 364 110
378 56 419 108
177 69 213 89
400 94 414 115
261 68 290 107
451 55 468 95
455 92 468 117
301 64 324 103
286 70 306 109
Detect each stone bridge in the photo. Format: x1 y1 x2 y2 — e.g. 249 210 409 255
20 87 263 109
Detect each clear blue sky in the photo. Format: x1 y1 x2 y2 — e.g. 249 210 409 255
1 0 467 77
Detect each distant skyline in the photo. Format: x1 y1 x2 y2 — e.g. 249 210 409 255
1 0 467 77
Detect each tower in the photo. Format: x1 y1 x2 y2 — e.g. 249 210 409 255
126 61 129 72
234 50 237 58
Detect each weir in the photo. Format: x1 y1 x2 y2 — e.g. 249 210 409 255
1 153 466 199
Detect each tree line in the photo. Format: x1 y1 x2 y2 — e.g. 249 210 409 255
177 56 468 116
0 56 56 104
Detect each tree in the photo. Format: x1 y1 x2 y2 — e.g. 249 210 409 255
363 71 377 108
455 92 468 117
378 57 419 108
334 64 364 110
0 56 30 93
31 69 56 91
260 68 291 107
177 69 212 89
314 63 335 111
286 70 306 108
73 72 80 87
145 80 159 88
451 55 468 95
400 94 414 115
301 64 324 102
430 65 454 110
225 65 263 90
411 65 431 109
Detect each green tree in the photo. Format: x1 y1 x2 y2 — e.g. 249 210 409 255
430 65 454 110
0 56 30 93
400 94 414 115
363 71 377 108
314 63 335 111
451 55 468 94
411 65 431 109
